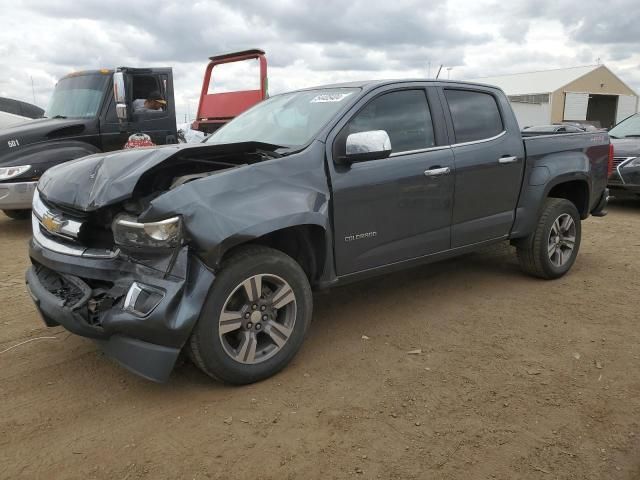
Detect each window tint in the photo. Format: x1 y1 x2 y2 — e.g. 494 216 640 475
345 90 435 154
444 89 503 143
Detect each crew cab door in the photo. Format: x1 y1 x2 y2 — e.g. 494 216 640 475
328 86 455 275
440 87 525 247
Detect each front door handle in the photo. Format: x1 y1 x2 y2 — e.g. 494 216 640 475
498 156 518 164
424 167 451 177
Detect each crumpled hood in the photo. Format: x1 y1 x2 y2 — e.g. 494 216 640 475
38 144 189 211
37 141 283 211
611 138 640 158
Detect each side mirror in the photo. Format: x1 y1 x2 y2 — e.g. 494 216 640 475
344 130 392 162
113 72 128 122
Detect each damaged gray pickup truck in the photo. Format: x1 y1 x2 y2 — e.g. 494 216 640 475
26 80 611 384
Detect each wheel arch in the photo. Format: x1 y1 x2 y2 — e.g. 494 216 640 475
217 222 328 283
546 178 591 219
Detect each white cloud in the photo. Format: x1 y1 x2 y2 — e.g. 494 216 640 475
0 0 639 123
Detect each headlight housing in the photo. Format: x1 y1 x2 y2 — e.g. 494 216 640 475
112 215 182 248
0 165 31 181
625 157 640 167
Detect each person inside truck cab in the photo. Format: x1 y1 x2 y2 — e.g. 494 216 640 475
132 91 166 113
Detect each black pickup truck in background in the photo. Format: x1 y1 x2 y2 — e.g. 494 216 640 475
26 79 611 384
0 68 178 219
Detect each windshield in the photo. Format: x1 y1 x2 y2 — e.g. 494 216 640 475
207 88 359 148
609 114 640 138
46 74 109 118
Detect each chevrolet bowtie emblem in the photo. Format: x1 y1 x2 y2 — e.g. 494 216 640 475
41 212 65 234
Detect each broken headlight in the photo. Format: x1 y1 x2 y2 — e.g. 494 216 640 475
112 215 182 248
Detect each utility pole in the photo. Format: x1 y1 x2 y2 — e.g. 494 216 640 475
427 61 431 78
30 76 36 104
447 67 453 79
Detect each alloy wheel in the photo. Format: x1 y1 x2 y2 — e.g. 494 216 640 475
218 274 297 364
547 213 576 267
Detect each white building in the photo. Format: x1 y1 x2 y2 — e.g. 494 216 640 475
470 65 638 129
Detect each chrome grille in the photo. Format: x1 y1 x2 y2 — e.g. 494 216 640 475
31 190 118 259
613 157 636 168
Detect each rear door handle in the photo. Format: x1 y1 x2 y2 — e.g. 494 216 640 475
498 156 518 164
424 167 451 177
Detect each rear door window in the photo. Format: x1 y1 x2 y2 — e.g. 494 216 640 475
444 89 504 143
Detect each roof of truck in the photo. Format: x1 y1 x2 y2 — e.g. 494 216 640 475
60 69 114 80
295 79 502 91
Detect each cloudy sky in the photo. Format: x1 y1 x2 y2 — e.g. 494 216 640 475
1 0 639 122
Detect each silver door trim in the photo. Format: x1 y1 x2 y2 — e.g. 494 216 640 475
389 144 451 158
451 130 507 148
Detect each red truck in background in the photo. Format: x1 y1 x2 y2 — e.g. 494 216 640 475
192 48 268 134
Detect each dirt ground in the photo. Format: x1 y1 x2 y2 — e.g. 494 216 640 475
1 200 639 480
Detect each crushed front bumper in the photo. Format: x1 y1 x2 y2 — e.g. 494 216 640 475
26 236 215 382
0 181 37 210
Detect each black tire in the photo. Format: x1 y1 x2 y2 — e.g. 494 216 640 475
516 198 582 279
2 209 30 220
188 245 313 384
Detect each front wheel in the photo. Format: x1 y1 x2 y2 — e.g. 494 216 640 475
188 246 313 384
516 198 582 279
2 209 30 220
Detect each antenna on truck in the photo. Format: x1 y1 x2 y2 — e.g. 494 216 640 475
435 65 443 80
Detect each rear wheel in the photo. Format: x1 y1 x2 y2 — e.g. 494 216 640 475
188 246 313 384
2 209 30 220
516 198 581 279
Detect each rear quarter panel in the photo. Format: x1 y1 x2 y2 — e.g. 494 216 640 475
510 132 609 238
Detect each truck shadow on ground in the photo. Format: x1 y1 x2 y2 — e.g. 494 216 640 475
175 240 524 387
608 195 640 212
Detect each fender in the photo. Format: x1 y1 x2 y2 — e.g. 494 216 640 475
213 214 329 267
139 141 332 268
510 146 593 239
0 140 101 179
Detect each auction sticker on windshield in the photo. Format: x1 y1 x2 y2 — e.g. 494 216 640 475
310 92 353 103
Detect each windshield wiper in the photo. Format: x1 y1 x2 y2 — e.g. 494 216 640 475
623 134 640 138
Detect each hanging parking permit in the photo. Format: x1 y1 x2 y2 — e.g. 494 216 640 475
310 92 353 103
